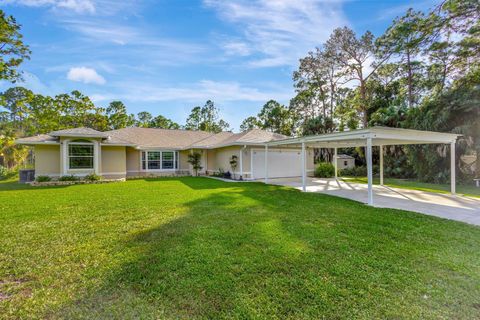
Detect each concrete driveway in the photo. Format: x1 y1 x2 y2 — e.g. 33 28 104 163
267 177 480 226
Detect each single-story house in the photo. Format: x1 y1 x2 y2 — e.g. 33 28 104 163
333 154 355 170
16 127 315 180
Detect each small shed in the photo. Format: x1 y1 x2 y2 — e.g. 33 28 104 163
334 154 355 170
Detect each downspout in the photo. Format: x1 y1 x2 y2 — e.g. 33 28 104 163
240 145 246 180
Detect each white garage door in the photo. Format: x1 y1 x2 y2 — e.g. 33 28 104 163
251 149 302 179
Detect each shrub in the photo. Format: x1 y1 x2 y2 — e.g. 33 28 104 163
314 162 335 178
36 175 52 182
59 175 80 181
85 173 101 181
212 168 224 177
0 166 8 180
340 165 379 177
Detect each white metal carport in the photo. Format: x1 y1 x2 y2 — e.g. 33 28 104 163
264 126 461 206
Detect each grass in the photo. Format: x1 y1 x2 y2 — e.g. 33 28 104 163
341 176 480 198
1 177 480 319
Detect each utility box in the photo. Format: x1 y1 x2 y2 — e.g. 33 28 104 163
19 169 35 183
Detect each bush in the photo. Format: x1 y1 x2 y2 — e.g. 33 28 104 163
85 173 101 181
314 162 335 178
0 166 8 180
340 165 379 177
212 168 225 177
36 175 52 182
58 175 80 182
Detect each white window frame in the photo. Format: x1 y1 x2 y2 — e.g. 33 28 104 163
140 150 179 172
67 141 95 170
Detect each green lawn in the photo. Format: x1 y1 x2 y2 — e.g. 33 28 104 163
1 177 480 319
341 176 480 198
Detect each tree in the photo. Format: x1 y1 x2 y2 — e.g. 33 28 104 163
54 91 101 129
240 116 260 131
136 111 153 127
229 155 238 179
376 9 428 107
0 10 31 82
257 100 294 136
325 27 387 127
0 86 33 130
187 152 203 176
185 100 230 133
106 101 135 130
0 126 29 170
149 115 180 129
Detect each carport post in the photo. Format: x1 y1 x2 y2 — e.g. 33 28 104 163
451 141 456 195
264 144 269 184
379 145 384 186
301 142 306 192
366 137 374 206
334 147 338 179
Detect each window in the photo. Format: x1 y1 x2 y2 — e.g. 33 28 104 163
344 160 348 166
162 151 174 169
141 151 179 170
148 151 161 169
68 143 94 169
142 151 146 170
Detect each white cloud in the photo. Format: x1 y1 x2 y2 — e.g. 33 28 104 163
67 66 106 84
222 41 251 56
204 0 348 67
91 80 292 103
56 0 95 13
1 0 95 13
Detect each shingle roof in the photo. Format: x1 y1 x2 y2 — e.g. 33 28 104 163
337 154 354 159
16 127 289 149
189 129 287 148
49 127 109 138
105 127 213 149
15 134 58 144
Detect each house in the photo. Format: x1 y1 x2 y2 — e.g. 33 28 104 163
16 127 315 180
334 154 355 170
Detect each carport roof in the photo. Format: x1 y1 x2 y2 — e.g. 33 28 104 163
267 126 461 148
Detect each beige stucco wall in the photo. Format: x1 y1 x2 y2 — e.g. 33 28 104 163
35 145 61 176
211 146 241 173
101 146 126 175
206 149 216 172
179 150 190 171
126 147 140 173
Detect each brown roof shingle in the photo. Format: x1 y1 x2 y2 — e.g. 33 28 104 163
16 127 289 148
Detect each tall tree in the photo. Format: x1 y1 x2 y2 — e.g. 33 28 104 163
185 100 230 133
0 10 31 82
150 115 180 129
377 9 428 107
257 100 294 136
325 27 386 127
136 111 153 127
0 86 33 130
239 116 260 131
106 101 135 130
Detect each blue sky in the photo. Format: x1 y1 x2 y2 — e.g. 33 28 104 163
0 0 437 131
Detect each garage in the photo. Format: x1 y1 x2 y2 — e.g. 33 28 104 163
251 148 303 179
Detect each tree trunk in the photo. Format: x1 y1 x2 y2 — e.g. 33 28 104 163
360 80 368 128
407 50 413 108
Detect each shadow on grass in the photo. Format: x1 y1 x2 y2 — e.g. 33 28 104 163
51 178 480 319
0 180 71 192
